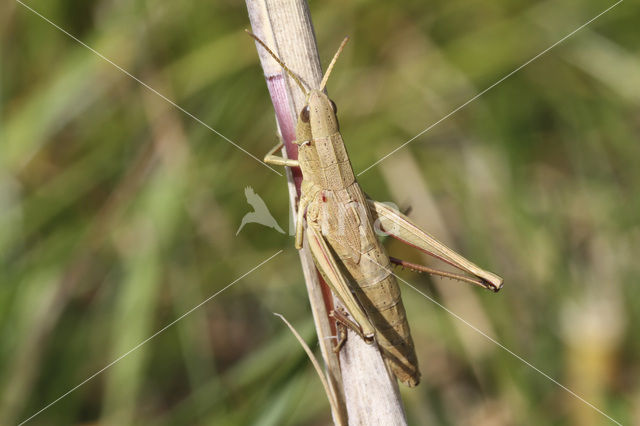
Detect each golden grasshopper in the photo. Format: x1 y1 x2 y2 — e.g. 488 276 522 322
250 33 503 387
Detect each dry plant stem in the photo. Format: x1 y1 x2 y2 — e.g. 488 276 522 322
245 3 345 424
245 1 407 425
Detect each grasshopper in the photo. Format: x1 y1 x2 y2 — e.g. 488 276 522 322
249 33 503 387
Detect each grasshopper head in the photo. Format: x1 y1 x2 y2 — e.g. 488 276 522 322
297 34 347 135
299 90 338 136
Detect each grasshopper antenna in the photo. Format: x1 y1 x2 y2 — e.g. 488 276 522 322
319 36 349 92
246 30 308 96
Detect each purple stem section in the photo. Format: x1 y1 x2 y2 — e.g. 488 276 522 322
266 74 303 191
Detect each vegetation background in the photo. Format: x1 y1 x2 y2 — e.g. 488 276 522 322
2 0 639 424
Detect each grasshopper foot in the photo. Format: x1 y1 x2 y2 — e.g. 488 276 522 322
330 308 375 345
332 322 347 353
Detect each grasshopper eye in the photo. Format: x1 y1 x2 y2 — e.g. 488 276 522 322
330 99 337 114
300 105 310 123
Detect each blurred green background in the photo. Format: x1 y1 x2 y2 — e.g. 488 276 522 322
2 0 639 424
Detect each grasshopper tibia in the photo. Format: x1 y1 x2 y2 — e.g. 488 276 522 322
389 257 500 292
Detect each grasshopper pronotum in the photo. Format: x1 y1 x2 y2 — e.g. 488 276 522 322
249 32 503 387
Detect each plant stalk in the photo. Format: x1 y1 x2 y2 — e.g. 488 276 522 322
245 1 408 424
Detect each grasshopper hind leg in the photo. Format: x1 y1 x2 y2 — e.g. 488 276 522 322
367 198 504 291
